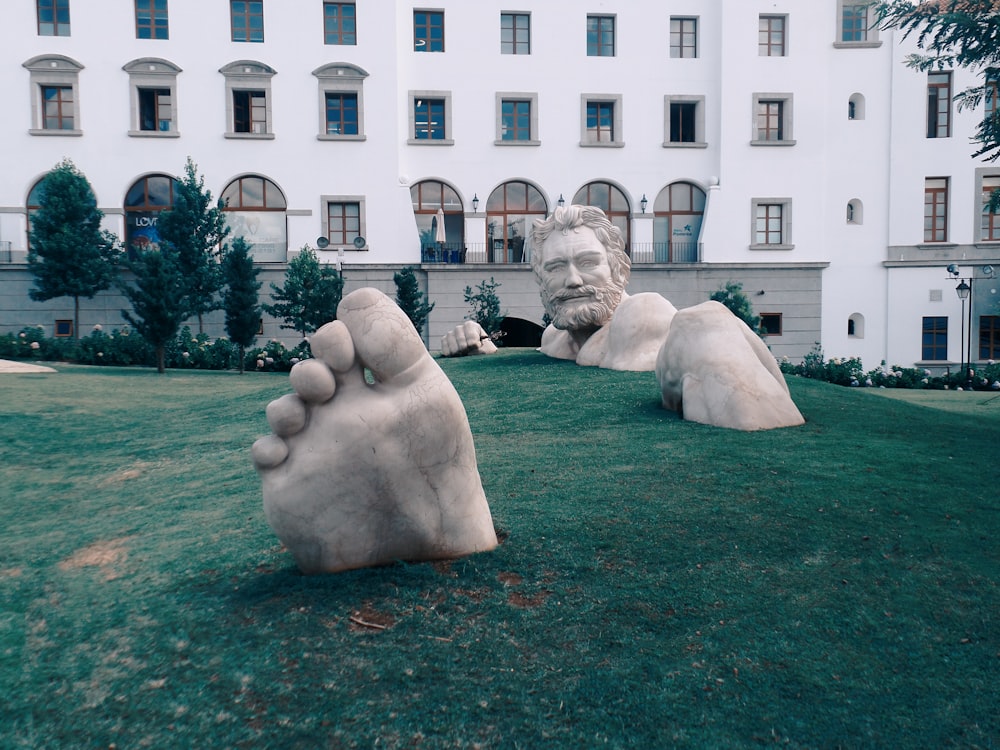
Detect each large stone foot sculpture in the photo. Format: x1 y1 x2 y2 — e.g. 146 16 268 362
252 288 498 574
656 301 805 431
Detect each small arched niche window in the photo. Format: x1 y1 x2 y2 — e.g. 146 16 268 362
848 313 865 338
486 181 546 263
846 198 863 224
124 173 179 257
573 180 632 252
848 93 866 121
221 175 288 262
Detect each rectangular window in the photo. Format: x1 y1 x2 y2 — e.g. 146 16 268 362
755 203 784 245
323 2 356 45
325 93 358 135
135 0 168 39
922 316 948 360
841 3 869 42
37 0 70 36
757 100 784 141
231 1 264 42
587 15 615 57
414 97 446 139
500 99 531 141
586 101 615 142
233 90 267 134
501 12 530 54
982 176 1000 241
986 76 998 122
670 17 697 58
924 177 949 242
759 313 782 336
327 202 361 246
414 10 444 51
927 72 952 138
138 88 171 131
670 101 697 143
54 320 73 338
981 315 1000 359
759 15 785 56
42 85 74 130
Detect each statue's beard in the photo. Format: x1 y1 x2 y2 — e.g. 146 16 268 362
544 283 624 330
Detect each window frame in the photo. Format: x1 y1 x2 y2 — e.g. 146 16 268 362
581 94 624 147
751 92 795 146
922 316 948 361
322 196 367 250
414 9 444 52
975 168 1000 243
135 0 169 40
500 12 530 55
835 1 881 48
23 55 83 136
323 2 356 45
664 95 706 148
669 17 698 59
586 15 615 57
408 90 453 145
759 313 783 336
981 315 1000 359
496 92 539 145
923 177 949 243
220 60 276 139
54 320 74 338
230 1 264 43
758 14 786 57
750 198 794 250
313 63 368 141
37 0 70 36
927 71 952 138
124 57 181 137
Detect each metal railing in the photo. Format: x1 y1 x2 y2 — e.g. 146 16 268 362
419 241 702 265
629 242 700 264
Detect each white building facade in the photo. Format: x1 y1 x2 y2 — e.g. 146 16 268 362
1 0 998 365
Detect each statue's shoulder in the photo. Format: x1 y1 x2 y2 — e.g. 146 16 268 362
539 325 578 361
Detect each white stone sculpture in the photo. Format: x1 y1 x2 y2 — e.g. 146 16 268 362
441 204 804 430
252 287 498 574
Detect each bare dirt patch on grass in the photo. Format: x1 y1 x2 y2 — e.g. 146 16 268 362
58 536 134 580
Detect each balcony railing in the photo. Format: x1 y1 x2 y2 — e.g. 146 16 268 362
420 241 701 265
629 242 700 264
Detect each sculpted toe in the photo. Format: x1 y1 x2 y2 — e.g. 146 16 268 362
266 393 307 436
252 434 289 468
289 359 336 403
310 320 355 372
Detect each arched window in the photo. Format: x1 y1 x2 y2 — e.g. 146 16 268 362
572 181 631 252
848 313 865 338
486 181 546 263
410 180 465 262
222 175 288 262
124 173 178 256
847 198 863 224
848 93 866 120
652 182 705 262
26 176 47 251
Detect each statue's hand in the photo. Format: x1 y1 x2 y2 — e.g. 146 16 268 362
441 321 498 357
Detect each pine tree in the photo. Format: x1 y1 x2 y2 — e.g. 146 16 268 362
263 247 344 337
710 281 762 335
120 249 188 373
27 159 121 339
393 266 435 336
222 237 262 373
156 157 229 333
874 1 1000 163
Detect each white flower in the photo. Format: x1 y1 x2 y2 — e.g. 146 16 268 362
97 352 103 357
265 357 274 365
182 351 190 359
865 378 873 387
18 332 25 339
290 357 300 365
30 341 39 350
92 324 102 332
924 369 932 376
256 359 264 368
992 380 1000 390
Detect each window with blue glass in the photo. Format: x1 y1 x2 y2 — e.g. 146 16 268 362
325 93 359 135
587 15 614 57
231 1 264 42
922 316 948 360
135 0 168 39
414 98 445 139
324 2 356 45
37 0 70 36
501 100 531 141
586 101 614 142
414 10 444 51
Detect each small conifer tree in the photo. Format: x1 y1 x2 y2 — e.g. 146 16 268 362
221 237 262 373
393 266 435 336
120 249 188 373
264 247 344 337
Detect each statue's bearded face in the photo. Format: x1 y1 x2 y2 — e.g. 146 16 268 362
537 226 626 331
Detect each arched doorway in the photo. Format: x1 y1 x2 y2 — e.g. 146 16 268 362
572 180 631 253
410 180 465 262
221 175 288 262
653 181 705 262
124 173 178 257
486 181 546 263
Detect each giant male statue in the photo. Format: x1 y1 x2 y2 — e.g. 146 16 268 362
443 205 804 431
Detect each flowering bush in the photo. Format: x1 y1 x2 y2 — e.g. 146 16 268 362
245 337 312 372
780 344 1000 391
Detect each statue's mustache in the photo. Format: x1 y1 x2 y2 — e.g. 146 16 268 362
551 285 605 303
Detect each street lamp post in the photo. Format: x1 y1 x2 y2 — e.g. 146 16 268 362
955 279 971 390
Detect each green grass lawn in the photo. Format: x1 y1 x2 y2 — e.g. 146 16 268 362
1 352 998 748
